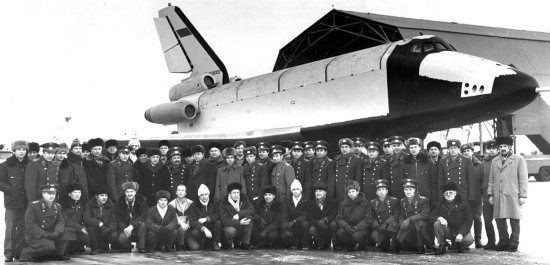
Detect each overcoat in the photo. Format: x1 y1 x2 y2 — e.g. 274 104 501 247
488 154 528 219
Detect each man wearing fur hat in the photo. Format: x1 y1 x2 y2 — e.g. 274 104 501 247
333 180 370 251
83 138 110 201
104 139 119 162
135 147 148 164
219 182 255 249
369 179 400 252
215 147 246 201
305 182 337 250
157 140 171 165
27 142 40 161
481 140 499 250
0 140 29 262
187 184 221 251
116 181 148 252
19 184 69 261
328 138 362 203
169 184 193 250
269 145 296 201
128 139 141 164
437 139 474 204
208 143 225 169
488 136 527 252
281 179 310 249
289 141 310 198
60 183 90 256
361 141 389 201
233 141 247 167
187 145 217 202
81 142 91 159
107 146 135 204
402 138 437 201
461 143 484 248
60 139 89 204
83 187 117 255
252 185 282 249
243 146 269 201
146 190 178 252
135 148 170 206
307 140 333 200
25 142 60 203
430 181 473 255
397 179 431 254
427 141 443 168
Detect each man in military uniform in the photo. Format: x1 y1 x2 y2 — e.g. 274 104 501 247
289 141 309 197
369 179 400 252
303 141 316 162
385 136 406 200
20 184 69 261
25 142 60 203
187 145 217 202
270 145 296 201
306 140 333 200
328 138 362 203
461 142 484 248
166 147 186 199
243 146 269 202
257 142 275 175
60 139 90 204
104 139 119 162
380 138 393 161
352 137 368 159
158 140 171 165
234 141 247 166
361 141 389 200
107 145 134 204
397 179 430 254
208 143 225 169
0 140 29 262
437 139 474 204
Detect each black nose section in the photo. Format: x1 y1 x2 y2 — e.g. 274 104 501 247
492 69 539 111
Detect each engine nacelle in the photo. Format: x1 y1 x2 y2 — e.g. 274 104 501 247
144 99 199 124
169 73 217 102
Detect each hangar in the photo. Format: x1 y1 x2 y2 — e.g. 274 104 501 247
273 9 550 87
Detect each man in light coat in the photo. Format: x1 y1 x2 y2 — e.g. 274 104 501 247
488 136 528 252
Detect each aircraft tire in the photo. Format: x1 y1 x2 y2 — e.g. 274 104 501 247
535 166 550 181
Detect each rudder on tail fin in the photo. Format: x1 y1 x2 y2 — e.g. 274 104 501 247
154 6 229 85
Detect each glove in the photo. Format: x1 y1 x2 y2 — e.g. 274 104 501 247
99 226 112 233
43 233 54 240
51 231 61 239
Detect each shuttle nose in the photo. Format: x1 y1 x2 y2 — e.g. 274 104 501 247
492 69 539 109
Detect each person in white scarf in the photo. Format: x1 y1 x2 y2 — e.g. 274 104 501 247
168 184 193 250
219 183 254 250
281 179 309 249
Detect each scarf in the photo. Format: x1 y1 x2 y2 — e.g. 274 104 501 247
228 195 240 212
157 204 167 219
293 194 302 207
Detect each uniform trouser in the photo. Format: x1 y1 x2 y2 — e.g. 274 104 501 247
4 208 25 259
223 223 252 246
309 224 332 249
188 221 222 250
329 221 340 247
470 201 483 241
482 199 496 244
433 221 474 247
336 228 368 249
87 227 117 250
372 230 397 249
20 237 68 259
117 223 146 250
281 221 310 248
146 229 178 249
495 218 520 248
252 225 280 247
397 220 430 249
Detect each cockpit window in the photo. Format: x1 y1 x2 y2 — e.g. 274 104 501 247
435 42 448 51
410 43 422 53
423 43 435 52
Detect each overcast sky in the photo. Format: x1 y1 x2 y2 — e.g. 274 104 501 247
0 0 548 148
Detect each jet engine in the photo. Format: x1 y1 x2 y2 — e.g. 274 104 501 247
169 73 217 101
144 99 199 124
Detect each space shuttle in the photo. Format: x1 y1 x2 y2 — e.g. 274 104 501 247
144 5 539 148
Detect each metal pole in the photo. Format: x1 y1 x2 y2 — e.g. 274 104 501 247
479 122 483 156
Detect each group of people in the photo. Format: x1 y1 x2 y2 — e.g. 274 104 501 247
0 135 528 262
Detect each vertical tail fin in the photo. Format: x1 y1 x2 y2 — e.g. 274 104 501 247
154 6 229 84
